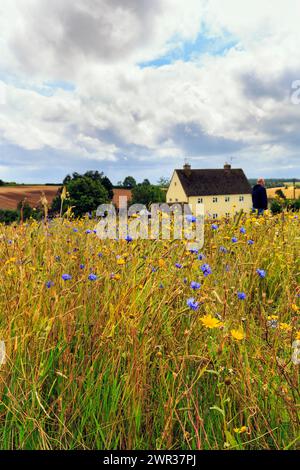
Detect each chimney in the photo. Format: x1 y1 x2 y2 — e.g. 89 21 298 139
183 162 192 177
224 162 231 170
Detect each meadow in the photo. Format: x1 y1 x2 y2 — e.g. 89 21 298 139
0 212 299 450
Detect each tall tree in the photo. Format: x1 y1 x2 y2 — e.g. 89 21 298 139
123 176 137 188
131 182 165 207
52 172 109 217
157 177 170 188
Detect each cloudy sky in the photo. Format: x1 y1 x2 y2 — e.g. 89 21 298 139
0 0 300 183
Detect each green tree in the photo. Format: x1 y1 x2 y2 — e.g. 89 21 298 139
83 171 113 199
52 174 109 217
123 176 137 188
157 177 170 188
0 209 18 224
131 182 165 207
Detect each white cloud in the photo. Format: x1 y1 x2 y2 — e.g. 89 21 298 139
0 0 300 181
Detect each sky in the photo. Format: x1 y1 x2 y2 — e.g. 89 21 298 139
0 0 300 184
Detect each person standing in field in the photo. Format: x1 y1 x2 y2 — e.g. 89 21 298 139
252 178 268 215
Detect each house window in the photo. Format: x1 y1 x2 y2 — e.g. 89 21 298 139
225 196 230 202
174 182 177 186
239 196 244 202
212 213 218 219
169 198 172 202
225 212 230 218
198 197 203 204
213 197 218 203
175 198 178 202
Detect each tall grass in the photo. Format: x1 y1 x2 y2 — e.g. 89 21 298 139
0 212 299 449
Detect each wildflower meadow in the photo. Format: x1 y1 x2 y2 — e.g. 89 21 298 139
0 211 299 450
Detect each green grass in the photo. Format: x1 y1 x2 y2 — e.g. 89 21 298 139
0 212 299 450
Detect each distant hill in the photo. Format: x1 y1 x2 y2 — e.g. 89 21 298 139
248 178 300 189
0 185 61 210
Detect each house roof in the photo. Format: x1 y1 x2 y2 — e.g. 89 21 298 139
175 169 252 197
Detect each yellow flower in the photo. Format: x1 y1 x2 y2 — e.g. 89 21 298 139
267 315 278 321
279 323 291 331
112 274 121 281
117 258 125 265
296 331 300 341
291 304 299 313
158 259 165 268
234 426 248 434
200 314 223 329
231 329 245 341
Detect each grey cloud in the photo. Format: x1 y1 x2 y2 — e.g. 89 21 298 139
169 122 245 156
10 0 162 76
240 68 300 102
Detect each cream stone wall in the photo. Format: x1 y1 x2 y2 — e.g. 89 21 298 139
166 171 188 204
188 194 252 218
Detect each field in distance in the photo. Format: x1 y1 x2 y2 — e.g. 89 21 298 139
267 186 300 199
0 185 61 210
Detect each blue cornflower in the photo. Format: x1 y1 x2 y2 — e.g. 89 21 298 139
79 264 85 269
175 263 183 269
240 227 246 234
198 253 205 260
256 269 266 279
98 252 103 258
248 239 254 245
62 274 72 281
88 274 98 281
151 267 158 273
201 264 212 276
189 248 199 254
73 228 78 232
237 292 246 300
232 237 238 243
219 246 227 253
55 256 61 261
93 230 97 234
125 235 133 242
212 224 218 230
159 283 164 289
190 281 201 290
186 215 196 223
183 278 188 284
187 298 199 311
46 281 54 289
85 229 92 234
